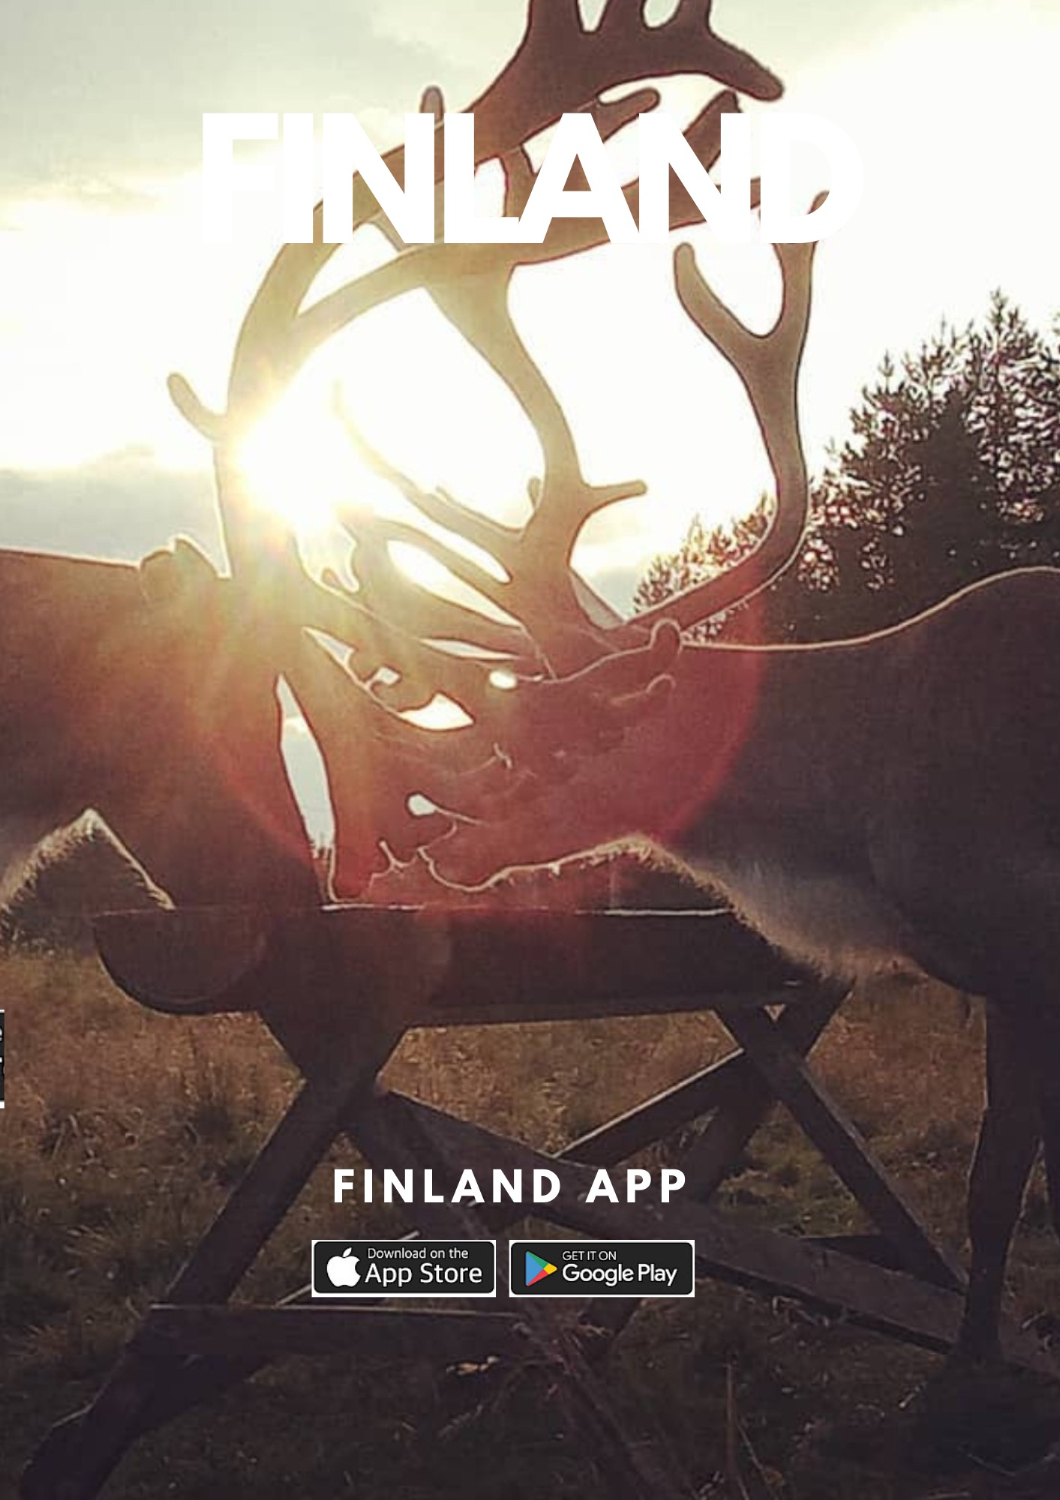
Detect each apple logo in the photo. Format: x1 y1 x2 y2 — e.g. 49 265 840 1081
327 1247 361 1287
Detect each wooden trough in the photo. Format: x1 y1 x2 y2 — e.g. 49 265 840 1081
20 905 1054 1499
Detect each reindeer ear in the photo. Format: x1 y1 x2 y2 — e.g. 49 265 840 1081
139 537 218 608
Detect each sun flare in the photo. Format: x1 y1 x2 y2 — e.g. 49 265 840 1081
235 353 524 619
236 376 367 539
232 214 785 620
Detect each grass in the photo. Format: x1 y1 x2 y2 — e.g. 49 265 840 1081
2 947 1060 1498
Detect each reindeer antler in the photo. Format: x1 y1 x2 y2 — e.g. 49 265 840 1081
167 0 799 894
632 217 820 631
323 87 758 681
468 0 781 159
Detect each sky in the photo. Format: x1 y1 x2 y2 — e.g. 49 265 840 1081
2 0 1058 576
2 0 1058 835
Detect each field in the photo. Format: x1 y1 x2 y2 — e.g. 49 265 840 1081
2 947 1060 1499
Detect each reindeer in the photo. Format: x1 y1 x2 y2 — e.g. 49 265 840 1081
145 0 1058 1388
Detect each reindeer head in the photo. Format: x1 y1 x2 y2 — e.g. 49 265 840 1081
168 0 819 898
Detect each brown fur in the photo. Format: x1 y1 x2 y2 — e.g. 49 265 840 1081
429 567 1060 1366
0 544 318 908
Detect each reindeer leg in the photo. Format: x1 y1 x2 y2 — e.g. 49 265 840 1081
871 833 1055 1369
952 1001 1041 1368
1032 1014 1060 1298
980 1027 1060 1487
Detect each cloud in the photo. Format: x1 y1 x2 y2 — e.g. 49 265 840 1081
370 0 525 73
0 0 472 198
0 451 223 566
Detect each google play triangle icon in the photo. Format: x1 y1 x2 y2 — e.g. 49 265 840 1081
525 1250 558 1287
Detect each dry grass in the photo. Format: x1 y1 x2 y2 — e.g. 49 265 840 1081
1 948 1059 1498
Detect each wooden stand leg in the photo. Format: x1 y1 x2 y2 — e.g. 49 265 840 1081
682 988 844 1200
21 1018 403 1500
720 1006 965 1289
578 986 843 1342
554 989 842 1171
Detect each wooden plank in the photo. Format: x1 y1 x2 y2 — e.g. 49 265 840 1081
134 1282 329 1441
719 1007 965 1292
94 906 811 1019
144 1306 526 1363
369 1093 1054 1374
412 985 809 1027
668 1203 1048 1371
803 1235 906 1271
319 904 810 1018
93 907 267 1014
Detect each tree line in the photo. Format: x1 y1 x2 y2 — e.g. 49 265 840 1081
635 293 1060 641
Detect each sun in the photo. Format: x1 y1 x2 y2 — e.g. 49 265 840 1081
236 371 370 540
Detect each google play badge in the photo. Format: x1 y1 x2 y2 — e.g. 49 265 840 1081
525 1251 558 1287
